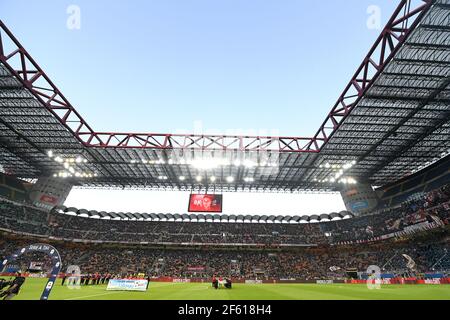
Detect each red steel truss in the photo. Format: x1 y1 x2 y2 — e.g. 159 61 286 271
80 133 320 152
0 0 433 153
310 0 433 149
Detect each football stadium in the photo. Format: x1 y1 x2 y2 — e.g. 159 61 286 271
0 0 450 302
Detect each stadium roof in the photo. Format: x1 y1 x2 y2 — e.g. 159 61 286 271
0 0 449 192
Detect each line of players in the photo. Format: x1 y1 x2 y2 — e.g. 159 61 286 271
61 273 152 286
61 273 113 286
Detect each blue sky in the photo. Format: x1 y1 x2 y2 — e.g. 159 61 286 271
1 1 401 214
1 0 398 137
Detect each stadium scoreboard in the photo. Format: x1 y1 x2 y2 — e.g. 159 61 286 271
188 194 223 213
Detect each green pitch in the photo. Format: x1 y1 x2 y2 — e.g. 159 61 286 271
1 278 450 300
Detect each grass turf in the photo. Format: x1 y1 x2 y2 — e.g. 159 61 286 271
2 278 450 300
1 277 450 300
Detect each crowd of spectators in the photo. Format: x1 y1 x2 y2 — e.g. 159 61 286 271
0 199 328 245
0 184 448 248
0 235 448 280
321 184 450 243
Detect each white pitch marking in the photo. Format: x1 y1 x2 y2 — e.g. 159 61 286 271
64 292 117 300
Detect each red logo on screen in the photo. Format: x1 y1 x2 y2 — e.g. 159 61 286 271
188 194 223 213
40 195 58 204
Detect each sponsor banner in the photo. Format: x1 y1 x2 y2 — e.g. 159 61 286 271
39 194 58 204
187 266 205 271
348 278 450 285
350 201 369 212
172 278 191 283
27 273 47 278
316 280 334 284
424 279 441 285
245 280 263 284
348 279 384 284
106 279 148 291
348 279 391 284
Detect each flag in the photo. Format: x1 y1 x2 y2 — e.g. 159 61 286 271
329 266 341 272
428 214 443 226
402 254 416 271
